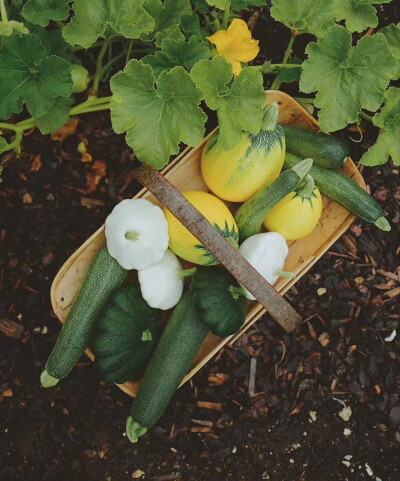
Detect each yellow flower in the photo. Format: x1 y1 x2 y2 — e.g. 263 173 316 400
207 19 260 76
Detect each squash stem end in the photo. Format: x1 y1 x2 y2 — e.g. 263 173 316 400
126 416 148 443
40 370 59 388
374 217 391 232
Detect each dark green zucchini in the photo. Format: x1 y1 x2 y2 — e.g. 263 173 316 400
235 157 313 242
41 247 128 387
281 124 349 169
284 153 390 231
126 291 209 443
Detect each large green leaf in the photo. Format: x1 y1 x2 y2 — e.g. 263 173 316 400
205 0 229 9
143 35 210 77
142 0 192 46
190 56 266 150
361 87 400 166
35 97 72 134
63 0 155 48
232 0 267 9
270 0 337 37
334 0 379 33
110 60 206 169
300 25 396 132
29 26 70 60
0 137 8 154
192 0 210 13
380 23 400 80
271 0 392 36
179 13 208 41
0 33 72 120
22 0 69 27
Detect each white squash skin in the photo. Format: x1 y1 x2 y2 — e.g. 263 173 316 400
138 250 184 310
105 199 169 270
238 232 289 300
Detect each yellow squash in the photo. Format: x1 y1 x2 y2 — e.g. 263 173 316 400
201 103 285 202
163 191 239 265
263 174 322 240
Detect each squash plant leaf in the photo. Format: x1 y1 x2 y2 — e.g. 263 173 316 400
179 13 208 41
63 0 155 48
271 0 392 36
35 97 72 134
110 60 206 169
205 0 230 9
361 87 400 166
22 0 69 27
141 0 192 46
0 33 72 120
275 58 302 85
143 36 210 77
192 0 210 13
270 0 337 37
29 26 70 60
190 56 266 150
380 23 400 80
0 137 8 154
300 25 396 132
232 1 267 9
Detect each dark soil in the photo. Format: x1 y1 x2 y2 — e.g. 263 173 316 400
1 4 400 481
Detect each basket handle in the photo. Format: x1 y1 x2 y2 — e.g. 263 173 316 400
135 164 302 333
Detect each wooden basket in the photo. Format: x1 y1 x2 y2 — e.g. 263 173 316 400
51 91 365 397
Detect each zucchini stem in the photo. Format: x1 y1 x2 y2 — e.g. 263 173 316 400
292 158 313 179
229 285 247 300
126 416 148 443
40 370 59 388
374 216 391 232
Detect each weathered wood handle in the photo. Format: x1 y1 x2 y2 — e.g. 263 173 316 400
135 164 302 333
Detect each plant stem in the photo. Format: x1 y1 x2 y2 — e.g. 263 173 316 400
222 1 231 30
294 97 314 104
177 267 197 278
0 122 23 133
0 96 112 153
359 111 373 122
125 39 134 64
270 33 296 90
0 0 8 22
92 39 110 95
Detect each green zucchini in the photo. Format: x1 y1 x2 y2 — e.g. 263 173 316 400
126 291 209 443
41 246 128 387
281 124 349 169
284 153 391 231
235 157 313 242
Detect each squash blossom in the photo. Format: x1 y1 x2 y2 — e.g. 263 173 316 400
207 19 259 76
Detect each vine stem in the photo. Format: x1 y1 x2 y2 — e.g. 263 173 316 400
270 32 296 90
0 97 112 153
293 97 314 104
0 0 8 22
125 39 134 64
92 39 110 95
222 1 231 30
359 111 373 122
